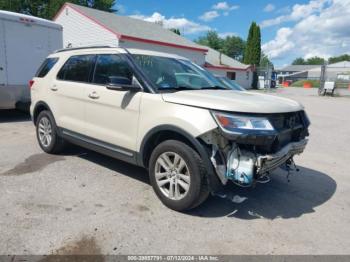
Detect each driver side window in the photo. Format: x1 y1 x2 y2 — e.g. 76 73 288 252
92 54 133 85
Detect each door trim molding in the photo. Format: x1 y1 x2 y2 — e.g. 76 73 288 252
60 128 138 165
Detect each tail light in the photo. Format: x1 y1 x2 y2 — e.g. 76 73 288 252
29 80 34 88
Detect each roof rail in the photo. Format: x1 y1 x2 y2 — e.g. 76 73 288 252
55 45 112 53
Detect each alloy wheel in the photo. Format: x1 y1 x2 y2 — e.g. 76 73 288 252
38 116 52 147
154 152 191 200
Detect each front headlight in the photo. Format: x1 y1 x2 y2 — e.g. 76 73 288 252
211 111 274 133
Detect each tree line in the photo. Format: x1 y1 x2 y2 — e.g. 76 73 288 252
194 23 271 68
0 0 116 19
292 54 350 65
194 22 268 88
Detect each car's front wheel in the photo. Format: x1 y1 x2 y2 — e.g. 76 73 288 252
149 140 209 211
36 110 66 154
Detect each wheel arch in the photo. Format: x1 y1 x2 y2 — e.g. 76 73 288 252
138 125 222 192
32 101 52 125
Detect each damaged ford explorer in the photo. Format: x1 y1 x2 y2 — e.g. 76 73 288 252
30 47 310 211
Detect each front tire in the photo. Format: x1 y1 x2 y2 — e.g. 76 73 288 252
149 140 209 211
36 110 66 154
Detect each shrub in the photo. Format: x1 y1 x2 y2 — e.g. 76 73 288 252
290 80 320 88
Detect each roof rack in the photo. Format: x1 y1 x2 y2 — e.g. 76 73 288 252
55 45 112 53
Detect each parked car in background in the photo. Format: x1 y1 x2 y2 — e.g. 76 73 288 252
215 76 245 91
0 10 62 110
30 47 310 211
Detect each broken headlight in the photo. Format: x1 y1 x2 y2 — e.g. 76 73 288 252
211 111 275 133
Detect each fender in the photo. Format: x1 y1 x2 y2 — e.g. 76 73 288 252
32 101 53 124
138 125 223 192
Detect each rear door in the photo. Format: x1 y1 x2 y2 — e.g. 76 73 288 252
51 54 96 134
0 20 7 86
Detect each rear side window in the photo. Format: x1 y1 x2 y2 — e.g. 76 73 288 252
57 55 95 83
36 58 58 78
92 54 133 85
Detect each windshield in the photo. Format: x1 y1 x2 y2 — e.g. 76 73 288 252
215 76 245 91
131 54 228 92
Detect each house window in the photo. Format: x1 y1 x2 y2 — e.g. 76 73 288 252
227 72 236 80
246 71 249 80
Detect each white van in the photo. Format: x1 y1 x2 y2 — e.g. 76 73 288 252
0 10 62 110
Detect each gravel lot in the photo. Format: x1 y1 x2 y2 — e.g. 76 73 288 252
0 87 349 255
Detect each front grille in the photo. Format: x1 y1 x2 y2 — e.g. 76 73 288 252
268 111 304 131
234 111 309 154
268 111 308 151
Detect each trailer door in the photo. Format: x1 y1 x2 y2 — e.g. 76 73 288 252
4 19 48 86
0 20 7 86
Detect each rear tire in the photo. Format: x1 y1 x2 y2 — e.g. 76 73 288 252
149 140 209 211
36 110 66 154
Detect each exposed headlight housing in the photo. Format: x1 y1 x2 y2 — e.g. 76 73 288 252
211 111 275 133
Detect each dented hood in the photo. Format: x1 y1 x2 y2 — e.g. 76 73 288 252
162 90 303 113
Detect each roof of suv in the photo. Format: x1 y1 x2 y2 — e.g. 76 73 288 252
52 46 189 60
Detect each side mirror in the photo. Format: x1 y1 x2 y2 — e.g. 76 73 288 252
106 76 142 92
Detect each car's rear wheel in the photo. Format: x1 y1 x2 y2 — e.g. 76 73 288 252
36 110 66 154
149 140 209 211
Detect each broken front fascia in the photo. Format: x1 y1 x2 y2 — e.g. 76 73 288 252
199 129 308 187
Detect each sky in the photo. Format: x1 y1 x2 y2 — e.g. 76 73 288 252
114 0 350 67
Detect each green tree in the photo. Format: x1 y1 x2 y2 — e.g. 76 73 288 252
222 35 245 61
292 57 306 65
170 28 181 35
195 30 223 51
328 54 350 64
243 22 261 88
260 52 273 68
306 56 325 65
195 31 245 61
0 0 116 19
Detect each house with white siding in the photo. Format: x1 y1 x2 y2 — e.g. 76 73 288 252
54 3 252 88
203 47 252 88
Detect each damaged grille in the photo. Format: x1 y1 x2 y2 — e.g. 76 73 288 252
269 111 304 130
235 111 310 154
267 111 309 152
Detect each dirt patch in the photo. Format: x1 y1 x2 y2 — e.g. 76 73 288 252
40 236 103 262
136 204 150 212
1 153 65 176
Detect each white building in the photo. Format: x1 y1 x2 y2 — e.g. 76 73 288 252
308 61 350 80
203 47 252 88
276 61 350 81
54 2 252 88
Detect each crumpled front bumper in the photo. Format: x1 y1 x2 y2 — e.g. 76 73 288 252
256 139 308 174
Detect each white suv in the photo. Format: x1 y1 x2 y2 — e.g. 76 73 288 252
30 47 310 211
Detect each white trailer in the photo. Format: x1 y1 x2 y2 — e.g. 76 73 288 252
0 10 62 110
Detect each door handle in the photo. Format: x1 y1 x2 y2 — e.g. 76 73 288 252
88 91 100 99
50 85 58 91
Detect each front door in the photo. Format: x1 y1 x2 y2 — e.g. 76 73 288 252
84 54 142 153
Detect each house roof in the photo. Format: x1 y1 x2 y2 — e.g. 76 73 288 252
277 64 321 72
203 46 250 71
328 61 350 68
55 3 207 52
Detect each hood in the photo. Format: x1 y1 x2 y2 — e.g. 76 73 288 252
162 90 303 113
